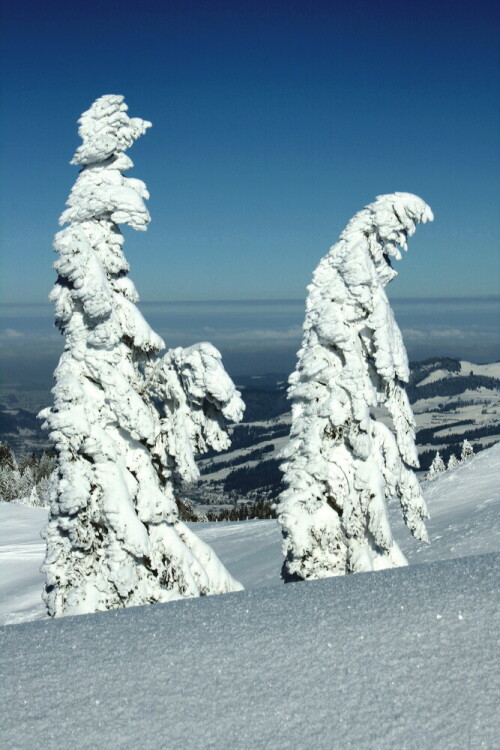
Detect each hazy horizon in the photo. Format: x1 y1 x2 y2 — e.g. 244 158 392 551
1 296 499 391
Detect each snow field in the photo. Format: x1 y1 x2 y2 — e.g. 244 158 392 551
1 443 499 748
391 441 500 564
0 504 47 625
1 553 498 749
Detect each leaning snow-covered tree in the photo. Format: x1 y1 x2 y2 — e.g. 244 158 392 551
39 95 244 616
277 193 433 581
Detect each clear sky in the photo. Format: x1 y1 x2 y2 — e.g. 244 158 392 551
1 0 498 306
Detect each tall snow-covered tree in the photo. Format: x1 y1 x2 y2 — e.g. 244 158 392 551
0 443 16 470
0 467 13 503
40 95 244 617
460 439 474 462
0 443 18 502
0 464 21 503
277 193 433 580
427 451 446 479
17 466 35 502
34 474 52 508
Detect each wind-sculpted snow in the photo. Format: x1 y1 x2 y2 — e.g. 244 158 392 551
60 166 152 230
70 94 152 166
278 193 433 579
39 96 244 616
1 552 498 749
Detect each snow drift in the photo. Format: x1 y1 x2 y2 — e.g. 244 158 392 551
1 443 499 748
1 553 498 749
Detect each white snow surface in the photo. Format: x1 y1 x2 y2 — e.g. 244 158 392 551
1 443 499 748
0 504 47 625
1 553 498 749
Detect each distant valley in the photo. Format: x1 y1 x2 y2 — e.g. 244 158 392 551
188 357 500 514
1 357 499 515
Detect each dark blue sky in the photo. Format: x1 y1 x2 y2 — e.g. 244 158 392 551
1 0 498 304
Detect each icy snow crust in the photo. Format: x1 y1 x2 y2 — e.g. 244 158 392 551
279 193 433 579
1 552 498 750
40 95 244 616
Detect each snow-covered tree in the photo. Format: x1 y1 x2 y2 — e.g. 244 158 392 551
277 193 433 581
0 467 12 502
447 454 460 470
0 443 16 470
427 451 446 479
34 474 52 507
0 446 55 506
460 439 474 462
35 451 56 483
39 95 244 617
0 463 20 503
17 466 35 502
25 485 40 507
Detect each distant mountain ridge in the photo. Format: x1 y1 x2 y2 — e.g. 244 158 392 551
407 357 500 401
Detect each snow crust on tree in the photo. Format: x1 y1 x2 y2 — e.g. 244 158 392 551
427 451 446 479
39 95 244 616
277 193 433 580
461 439 474 462
447 454 460 470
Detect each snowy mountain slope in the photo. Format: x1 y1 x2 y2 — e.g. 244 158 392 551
1 442 500 626
194 358 500 506
194 519 282 590
408 359 500 458
388 441 500 564
1 552 498 750
416 359 500 388
0 504 47 625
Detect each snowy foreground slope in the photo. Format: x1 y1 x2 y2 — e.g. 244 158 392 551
2 442 500 625
1 554 498 750
1 445 499 748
